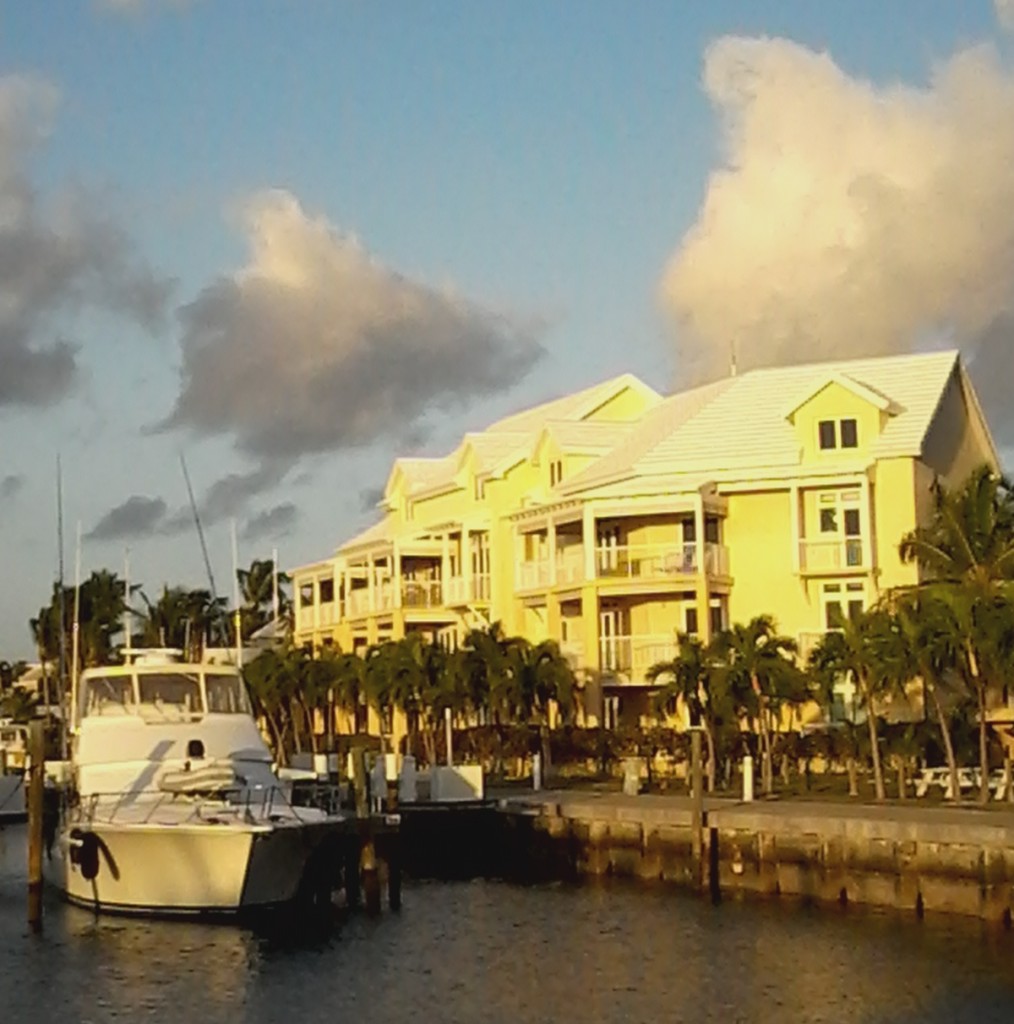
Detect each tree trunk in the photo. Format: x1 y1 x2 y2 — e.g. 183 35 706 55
846 757 859 797
896 761 906 800
929 685 961 804
704 723 717 793
863 678 886 801
977 686 990 805
758 705 774 795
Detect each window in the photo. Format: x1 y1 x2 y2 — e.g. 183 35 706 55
549 459 564 486
474 478 486 500
709 603 725 637
83 675 135 717
822 581 865 629
684 606 699 636
137 672 203 721
205 673 251 714
319 578 335 603
817 418 859 450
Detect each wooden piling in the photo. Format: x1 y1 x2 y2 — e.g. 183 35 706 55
352 748 380 914
27 719 45 930
690 728 703 890
385 772 402 911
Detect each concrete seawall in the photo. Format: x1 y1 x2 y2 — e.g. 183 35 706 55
402 792 1014 924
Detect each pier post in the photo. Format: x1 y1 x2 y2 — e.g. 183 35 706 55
354 748 381 914
384 759 402 911
27 719 45 930
690 728 703 890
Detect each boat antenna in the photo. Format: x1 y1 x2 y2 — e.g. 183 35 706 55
180 453 230 648
231 518 243 669
124 548 132 657
70 522 81 737
55 454 68 756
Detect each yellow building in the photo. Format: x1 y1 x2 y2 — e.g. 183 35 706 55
292 350 998 729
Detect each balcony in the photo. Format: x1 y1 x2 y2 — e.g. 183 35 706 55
517 548 586 591
799 538 865 573
295 600 340 632
599 634 678 684
445 574 491 605
401 579 443 608
559 639 584 670
596 542 728 581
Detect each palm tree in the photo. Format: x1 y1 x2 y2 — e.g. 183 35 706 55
646 634 725 793
237 557 291 638
899 464 1014 803
889 595 963 802
899 465 1014 590
808 609 899 801
713 616 806 796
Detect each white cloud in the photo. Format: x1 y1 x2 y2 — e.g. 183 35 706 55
996 0 1014 32
660 37 1014 444
0 74 171 407
161 190 543 460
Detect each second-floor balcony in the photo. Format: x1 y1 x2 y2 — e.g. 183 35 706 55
597 542 729 581
445 574 491 605
295 600 340 632
799 538 865 573
401 579 443 608
599 634 678 684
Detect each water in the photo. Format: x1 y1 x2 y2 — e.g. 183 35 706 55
2 824 1014 1023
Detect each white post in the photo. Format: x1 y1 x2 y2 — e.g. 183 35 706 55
444 705 453 766
70 522 82 734
532 751 542 791
742 754 754 803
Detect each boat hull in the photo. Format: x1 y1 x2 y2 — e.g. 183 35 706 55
53 817 344 915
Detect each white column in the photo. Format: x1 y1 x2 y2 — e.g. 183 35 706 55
582 504 596 580
367 555 376 613
312 578 320 630
441 532 450 595
392 540 402 609
462 526 472 599
548 518 557 586
860 473 873 573
790 483 801 573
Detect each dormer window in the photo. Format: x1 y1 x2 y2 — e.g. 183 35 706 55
818 418 858 450
549 459 564 486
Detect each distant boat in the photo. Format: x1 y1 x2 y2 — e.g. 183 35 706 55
0 719 28 823
49 649 347 915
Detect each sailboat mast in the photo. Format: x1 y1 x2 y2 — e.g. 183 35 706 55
70 523 81 736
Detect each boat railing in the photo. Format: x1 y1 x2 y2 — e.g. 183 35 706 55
75 780 345 826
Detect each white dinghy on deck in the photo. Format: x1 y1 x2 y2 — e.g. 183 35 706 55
53 649 346 915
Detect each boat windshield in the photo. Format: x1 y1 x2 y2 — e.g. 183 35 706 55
204 672 252 714
137 672 203 721
82 675 136 717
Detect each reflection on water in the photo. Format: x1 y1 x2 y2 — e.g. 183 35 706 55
3 823 1014 1023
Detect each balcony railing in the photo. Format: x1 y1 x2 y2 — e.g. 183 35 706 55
295 600 340 632
595 542 728 580
599 634 679 683
401 579 443 608
445 574 491 604
799 539 864 572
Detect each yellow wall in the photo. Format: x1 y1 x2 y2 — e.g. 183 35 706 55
921 369 996 486
794 381 882 464
872 458 919 591
724 490 813 635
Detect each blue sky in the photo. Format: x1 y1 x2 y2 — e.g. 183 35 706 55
1 0 1012 659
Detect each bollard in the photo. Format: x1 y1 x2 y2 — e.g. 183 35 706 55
532 751 542 791
27 719 45 930
444 706 453 766
742 754 754 803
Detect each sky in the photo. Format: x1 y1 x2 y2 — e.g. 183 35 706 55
2 0 1014 659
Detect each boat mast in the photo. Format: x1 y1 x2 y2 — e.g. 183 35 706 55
55 454 68 759
70 522 81 736
231 519 242 669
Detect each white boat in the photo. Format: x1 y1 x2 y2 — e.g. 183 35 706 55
52 649 347 915
0 719 28 823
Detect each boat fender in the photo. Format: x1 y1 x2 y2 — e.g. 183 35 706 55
68 828 101 881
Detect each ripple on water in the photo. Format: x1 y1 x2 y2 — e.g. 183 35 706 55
2 827 1014 1023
